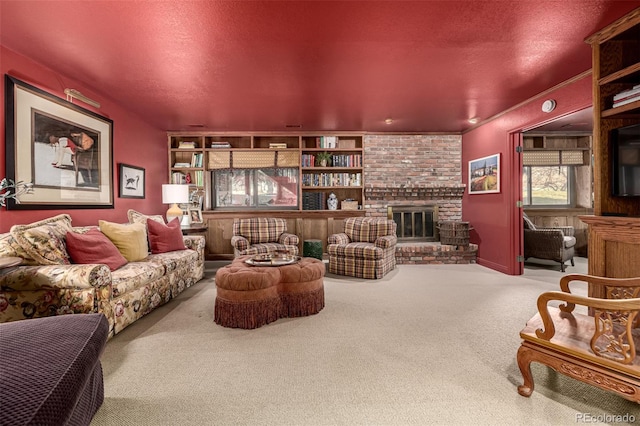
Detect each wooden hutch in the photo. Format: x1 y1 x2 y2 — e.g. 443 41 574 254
581 8 640 293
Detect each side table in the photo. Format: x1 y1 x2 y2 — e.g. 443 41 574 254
303 239 323 260
181 224 208 236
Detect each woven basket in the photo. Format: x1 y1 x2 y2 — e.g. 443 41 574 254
277 151 300 167
233 151 275 168
208 151 231 169
438 221 471 246
341 200 358 210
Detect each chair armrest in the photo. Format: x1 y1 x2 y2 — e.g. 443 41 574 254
328 233 350 245
536 226 574 237
558 274 640 312
231 235 249 252
375 235 397 249
183 235 205 261
0 264 111 291
0 264 113 323
279 233 299 246
535 291 640 364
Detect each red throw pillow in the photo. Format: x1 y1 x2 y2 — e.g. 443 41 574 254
147 217 187 254
65 229 128 271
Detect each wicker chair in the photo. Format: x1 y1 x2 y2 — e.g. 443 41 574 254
523 213 576 272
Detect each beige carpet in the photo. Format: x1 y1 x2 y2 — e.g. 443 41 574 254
91 258 638 425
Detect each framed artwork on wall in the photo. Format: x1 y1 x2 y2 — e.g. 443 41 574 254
468 153 500 194
118 163 145 199
4 75 114 209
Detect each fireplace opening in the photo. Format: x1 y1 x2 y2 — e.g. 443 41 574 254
387 205 439 242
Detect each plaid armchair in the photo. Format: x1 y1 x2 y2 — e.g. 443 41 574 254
523 213 576 272
327 217 397 279
231 218 299 257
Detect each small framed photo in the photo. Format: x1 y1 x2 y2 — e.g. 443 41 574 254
188 208 203 224
468 154 500 194
118 163 145 199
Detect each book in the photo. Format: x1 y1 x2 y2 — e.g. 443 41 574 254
210 141 231 148
173 162 191 168
269 143 287 149
178 141 197 149
613 93 640 108
613 86 640 100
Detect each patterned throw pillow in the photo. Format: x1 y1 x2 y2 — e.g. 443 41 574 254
99 220 148 262
127 209 165 226
10 214 72 265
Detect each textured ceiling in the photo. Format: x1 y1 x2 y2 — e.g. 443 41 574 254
1 1 639 133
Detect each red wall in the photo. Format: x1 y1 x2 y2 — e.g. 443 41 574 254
462 74 593 274
0 46 167 233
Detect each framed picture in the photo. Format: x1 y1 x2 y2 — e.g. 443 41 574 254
118 163 145 199
4 75 113 209
468 153 500 194
188 208 203 224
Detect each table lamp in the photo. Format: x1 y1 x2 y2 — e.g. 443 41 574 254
162 184 189 223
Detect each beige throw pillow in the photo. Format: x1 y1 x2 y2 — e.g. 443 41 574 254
10 214 72 265
99 220 148 262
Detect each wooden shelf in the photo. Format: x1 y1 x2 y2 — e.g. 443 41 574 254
168 132 365 211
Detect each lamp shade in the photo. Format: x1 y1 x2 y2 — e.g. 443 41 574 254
161 184 189 223
162 184 189 204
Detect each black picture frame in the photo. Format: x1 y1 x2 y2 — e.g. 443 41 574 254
4 74 114 209
118 163 145 199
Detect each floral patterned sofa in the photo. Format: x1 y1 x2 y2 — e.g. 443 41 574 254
0 212 205 339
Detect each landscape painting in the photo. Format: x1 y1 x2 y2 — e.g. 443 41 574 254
468 154 500 194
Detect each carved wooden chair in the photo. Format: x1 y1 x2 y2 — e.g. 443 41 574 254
517 274 640 403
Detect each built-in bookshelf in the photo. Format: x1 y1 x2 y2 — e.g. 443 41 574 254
167 133 365 211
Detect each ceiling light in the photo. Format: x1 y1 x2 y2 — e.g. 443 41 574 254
468 117 479 124
385 118 393 124
541 99 557 113
64 88 100 108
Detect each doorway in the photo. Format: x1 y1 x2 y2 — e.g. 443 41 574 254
517 107 593 273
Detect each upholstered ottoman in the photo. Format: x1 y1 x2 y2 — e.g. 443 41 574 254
214 256 325 329
277 257 325 317
214 260 282 329
0 313 109 426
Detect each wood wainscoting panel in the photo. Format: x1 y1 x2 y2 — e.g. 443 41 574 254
202 210 364 260
580 215 640 299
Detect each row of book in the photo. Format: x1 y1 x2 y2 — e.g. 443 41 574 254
613 84 640 108
302 173 362 187
301 154 362 168
314 136 357 149
171 170 204 186
301 191 326 210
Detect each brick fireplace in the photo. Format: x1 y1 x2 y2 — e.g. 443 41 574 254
363 134 477 264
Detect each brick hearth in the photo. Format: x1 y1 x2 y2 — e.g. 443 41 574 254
395 242 478 265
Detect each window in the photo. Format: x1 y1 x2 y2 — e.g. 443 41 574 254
522 166 573 206
213 168 299 209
